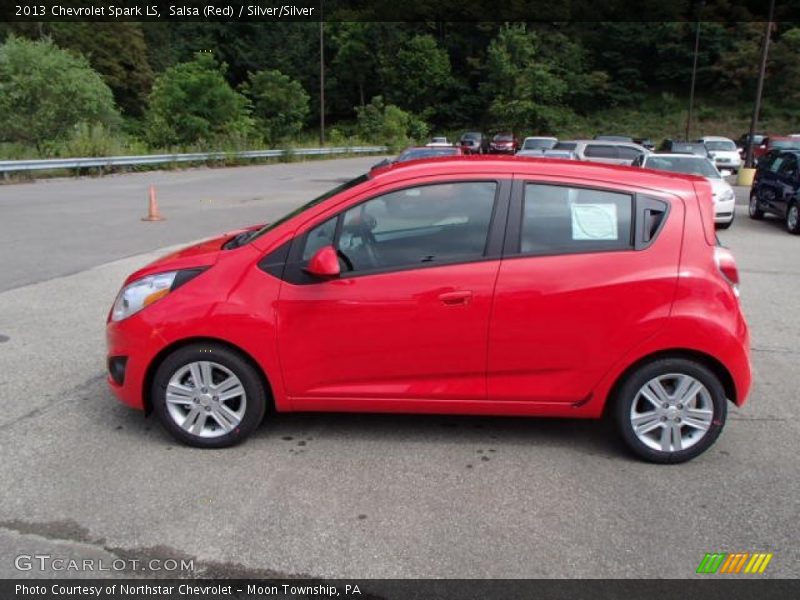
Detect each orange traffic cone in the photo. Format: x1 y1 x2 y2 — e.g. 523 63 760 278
141 185 165 221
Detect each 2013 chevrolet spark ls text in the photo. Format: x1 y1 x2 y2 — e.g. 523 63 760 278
107 157 751 463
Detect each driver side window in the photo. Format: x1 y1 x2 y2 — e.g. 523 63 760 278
302 181 497 274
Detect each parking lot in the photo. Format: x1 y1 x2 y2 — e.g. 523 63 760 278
0 157 797 579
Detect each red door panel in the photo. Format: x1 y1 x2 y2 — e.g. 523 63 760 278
277 262 499 403
487 184 684 404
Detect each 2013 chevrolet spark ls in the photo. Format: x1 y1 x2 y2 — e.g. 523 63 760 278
107 157 751 463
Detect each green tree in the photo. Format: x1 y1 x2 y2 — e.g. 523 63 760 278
482 25 569 132
381 34 453 118
768 28 800 106
241 69 309 145
0 36 119 151
145 52 252 147
356 96 428 150
48 23 153 117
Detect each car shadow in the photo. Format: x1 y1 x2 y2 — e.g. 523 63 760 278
90 373 631 462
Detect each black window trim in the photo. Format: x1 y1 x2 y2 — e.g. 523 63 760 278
503 179 669 259
279 178 512 284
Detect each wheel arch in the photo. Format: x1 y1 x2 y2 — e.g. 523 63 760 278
142 336 274 416
603 348 737 417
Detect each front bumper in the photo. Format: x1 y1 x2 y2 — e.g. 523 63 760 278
714 197 736 224
106 315 168 410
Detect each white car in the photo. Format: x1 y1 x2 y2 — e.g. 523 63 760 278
634 153 736 229
516 136 558 156
698 136 742 173
425 137 452 147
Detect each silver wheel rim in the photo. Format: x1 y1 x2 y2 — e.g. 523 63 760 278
165 361 247 438
749 195 758 216
789 206 799 230
630 373 714 453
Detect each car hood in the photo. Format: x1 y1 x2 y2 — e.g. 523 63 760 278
123 224 262 284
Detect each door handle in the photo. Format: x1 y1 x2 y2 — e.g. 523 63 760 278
439 291 472 306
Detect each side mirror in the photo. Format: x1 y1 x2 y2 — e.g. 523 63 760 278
304 245 340 278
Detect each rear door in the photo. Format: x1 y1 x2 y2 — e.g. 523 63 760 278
487 178 683 404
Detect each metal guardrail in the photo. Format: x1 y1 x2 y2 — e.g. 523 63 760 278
0 146 389 173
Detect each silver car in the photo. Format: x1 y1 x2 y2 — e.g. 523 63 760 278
553 140 649 166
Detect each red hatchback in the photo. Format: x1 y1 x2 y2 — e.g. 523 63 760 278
107 157 751 463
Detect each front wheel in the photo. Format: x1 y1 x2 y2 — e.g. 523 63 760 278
786 202 800 234
749 193 764 220
613 358 727 464
152 344 267 448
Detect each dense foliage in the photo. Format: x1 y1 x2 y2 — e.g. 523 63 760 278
0 36 119 151
0 20 799 155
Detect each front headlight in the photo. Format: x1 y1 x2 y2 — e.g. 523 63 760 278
111 271 179 322
721 188 735 202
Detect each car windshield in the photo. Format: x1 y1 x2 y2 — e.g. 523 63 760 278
523 139 556 150
495 135 513 141
705 141 736 151
645 156 720 178
247 174 370 244
398 148 459 161
461 132 480 140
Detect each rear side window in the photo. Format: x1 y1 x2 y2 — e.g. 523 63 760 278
554 142 577 151
520 184 633 255
584 144 618 159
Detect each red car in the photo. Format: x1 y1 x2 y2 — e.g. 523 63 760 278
750 136 800 161
489 132 520 154
107 157 751 463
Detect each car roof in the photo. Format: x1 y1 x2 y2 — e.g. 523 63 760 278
647 153 709 160
368 155 702 195
524 136 557 140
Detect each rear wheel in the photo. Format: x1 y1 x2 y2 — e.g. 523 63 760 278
749 193 764 220
152 344 267 448
614 358 727 464
786 202 800 234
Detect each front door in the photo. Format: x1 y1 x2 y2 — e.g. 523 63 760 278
277 179 508 408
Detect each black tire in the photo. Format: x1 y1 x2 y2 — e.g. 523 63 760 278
749 192 764 220
786 202 800 235
152 343 267 448
613 358 727 464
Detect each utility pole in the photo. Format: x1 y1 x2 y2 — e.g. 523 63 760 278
745 0 775 168
319 1 325 146
685 2 704 140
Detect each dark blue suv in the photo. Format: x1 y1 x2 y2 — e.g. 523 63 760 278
750 150 800 234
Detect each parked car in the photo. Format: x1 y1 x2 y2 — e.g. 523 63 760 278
489 132 520 154
697 136 742 173
749 149 800 234
634 153 736 228
554 140 649 165
750 136 800 161
516 137 558 156
458 132 489 154
107 156 750 463
594 134 634 143
633 137 656 151
425 137 452 148
736 133 767 159
658 140 710 158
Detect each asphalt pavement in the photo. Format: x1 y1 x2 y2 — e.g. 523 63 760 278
0 161 797 580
